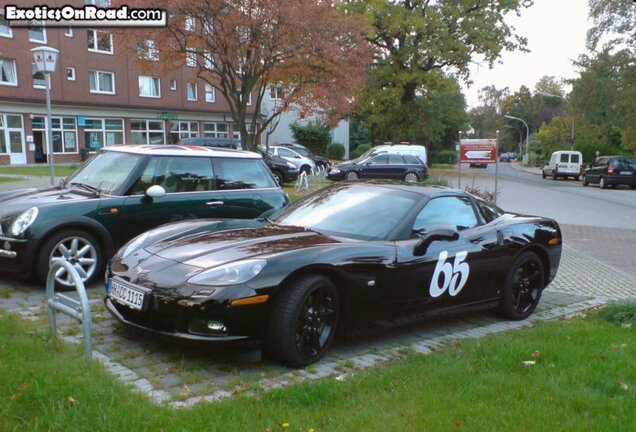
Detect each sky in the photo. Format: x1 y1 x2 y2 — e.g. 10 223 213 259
462 0 592 108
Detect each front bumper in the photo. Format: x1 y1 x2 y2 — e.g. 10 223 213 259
105 297 250 342
326 171 346 181
0 235 39 276
283 169 300 182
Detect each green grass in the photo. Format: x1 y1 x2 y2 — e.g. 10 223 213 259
1 304 634 431
0 165 78 177
0 176 25 184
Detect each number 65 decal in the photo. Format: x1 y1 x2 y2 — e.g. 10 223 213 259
429 251 470 298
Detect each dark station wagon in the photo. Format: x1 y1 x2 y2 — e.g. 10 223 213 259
0 145 289 287
582 156 636 189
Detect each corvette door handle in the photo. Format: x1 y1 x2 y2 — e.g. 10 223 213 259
206 200 224 206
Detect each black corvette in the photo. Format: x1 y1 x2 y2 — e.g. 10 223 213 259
104 182 562 367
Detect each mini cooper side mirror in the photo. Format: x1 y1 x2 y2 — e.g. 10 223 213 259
145 185 166 200
413 228 459 256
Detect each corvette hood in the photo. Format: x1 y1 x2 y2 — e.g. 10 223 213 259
145 225 339 269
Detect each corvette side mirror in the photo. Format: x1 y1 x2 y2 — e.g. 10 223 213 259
145 185 166 200
413 228 459 256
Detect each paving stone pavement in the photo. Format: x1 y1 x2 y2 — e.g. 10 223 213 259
1 245 633 407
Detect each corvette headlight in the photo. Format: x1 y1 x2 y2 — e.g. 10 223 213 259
187 259 267 286
10 207 39 236
286 162 296 169
121 231 150 258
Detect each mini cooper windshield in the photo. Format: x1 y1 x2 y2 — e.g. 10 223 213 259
272 184 420 240
65 151 143 195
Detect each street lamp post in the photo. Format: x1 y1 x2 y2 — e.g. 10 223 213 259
536 91 574 150
504 115 529 165
31 46 59 186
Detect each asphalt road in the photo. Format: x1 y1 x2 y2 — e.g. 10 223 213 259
450 163 636 229
447 163 636 278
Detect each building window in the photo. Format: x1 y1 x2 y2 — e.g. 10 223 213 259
64 27 73 37
28 22 46 43
32 116 78 153
186 82 197 101
84 118 124 149
66 67 76 81
0 12 13 38
269 84 284 100
203 122 228 138
138 39 159 61
232 124 241 140
0 59 17 86
170 79 177 91
0 114 23 155
186 48 197 67
87 29 113 54
170 121 199 143
130 120 165 145
89 70 115 94
139 75 160 98
32 63 46 88
203 51 214 69
85 0 111 6
205 84 215 103
185 14 196 32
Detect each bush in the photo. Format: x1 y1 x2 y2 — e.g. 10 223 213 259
289 122 332 155
435 150 458 164
351 144 371 159
325 143 345 160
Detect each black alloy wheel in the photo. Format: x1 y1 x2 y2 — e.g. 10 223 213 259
266 275 339 367
498 251 544 320
271 170 283 185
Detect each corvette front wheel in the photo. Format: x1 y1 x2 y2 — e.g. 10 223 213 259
266 275 339 367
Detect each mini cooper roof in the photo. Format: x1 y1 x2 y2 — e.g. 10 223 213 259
104 145 261 159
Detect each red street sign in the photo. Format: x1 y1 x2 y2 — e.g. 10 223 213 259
460 139 497 164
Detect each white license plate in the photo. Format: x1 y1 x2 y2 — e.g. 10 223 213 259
110 280 145 311
620 171 632 175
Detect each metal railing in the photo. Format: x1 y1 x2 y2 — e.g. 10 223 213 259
46 260 92 359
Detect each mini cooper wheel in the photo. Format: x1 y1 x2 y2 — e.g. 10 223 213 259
267 275 339 367
345 171 359 181
498 251 544 320
36 229 102 288
404 172 419 183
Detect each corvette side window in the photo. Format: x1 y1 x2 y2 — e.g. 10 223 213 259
412 197 478 234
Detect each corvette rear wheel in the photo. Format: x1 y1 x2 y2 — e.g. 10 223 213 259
498 251 544 320
266 275 339 367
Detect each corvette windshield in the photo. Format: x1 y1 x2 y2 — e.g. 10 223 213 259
66 151 142 195
273 184 419 240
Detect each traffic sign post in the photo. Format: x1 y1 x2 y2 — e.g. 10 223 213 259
459 139 499 202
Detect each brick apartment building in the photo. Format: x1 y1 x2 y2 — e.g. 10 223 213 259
0 1 252 166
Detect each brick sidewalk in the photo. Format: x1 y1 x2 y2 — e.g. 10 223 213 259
0 245 631 407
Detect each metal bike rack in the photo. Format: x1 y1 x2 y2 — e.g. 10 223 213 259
46 260 92 360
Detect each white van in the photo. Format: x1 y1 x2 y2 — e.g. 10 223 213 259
542 150 583 180
357 143 427 166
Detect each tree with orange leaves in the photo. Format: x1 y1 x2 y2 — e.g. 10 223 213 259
114 0 370 151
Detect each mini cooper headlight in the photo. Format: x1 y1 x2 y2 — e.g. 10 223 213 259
187 259 267 286
10 207 39 236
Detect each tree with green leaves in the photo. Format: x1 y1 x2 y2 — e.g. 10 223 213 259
587 0 636 52
348 0 533 150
